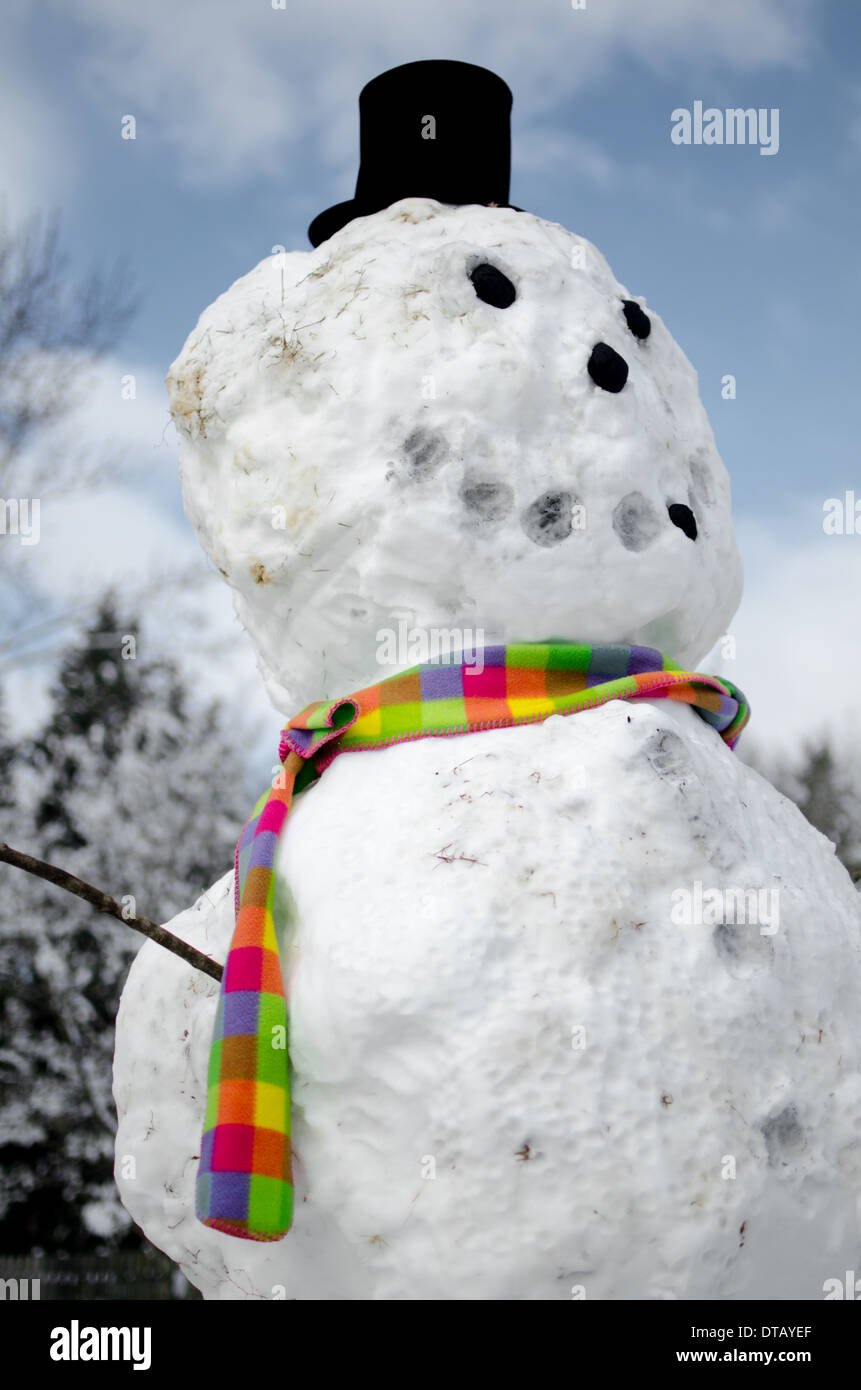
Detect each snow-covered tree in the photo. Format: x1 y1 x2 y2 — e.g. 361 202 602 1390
0 688 15 819
792 742 861 876
746 735 861 884
0 596 253 1254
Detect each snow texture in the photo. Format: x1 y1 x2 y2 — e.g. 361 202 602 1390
113 199 861 1299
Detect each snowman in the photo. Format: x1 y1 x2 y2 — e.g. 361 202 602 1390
113 60 861 1300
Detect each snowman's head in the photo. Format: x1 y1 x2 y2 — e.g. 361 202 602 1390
168 198 742 712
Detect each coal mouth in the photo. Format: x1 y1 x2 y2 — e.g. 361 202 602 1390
667 503 697 541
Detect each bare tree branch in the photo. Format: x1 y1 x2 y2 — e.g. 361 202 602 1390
0 842 224 983
0 207 138 461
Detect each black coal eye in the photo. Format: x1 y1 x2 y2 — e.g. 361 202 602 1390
622 299 651 340
587 342 628 393
668 503 697 541
469 262 516 308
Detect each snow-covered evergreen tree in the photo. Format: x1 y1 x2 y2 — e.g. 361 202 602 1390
746 735 861 884
791 741 861 880
0 596 253 1253
0 689 15 820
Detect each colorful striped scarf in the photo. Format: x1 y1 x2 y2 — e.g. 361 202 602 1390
196 642 749 1240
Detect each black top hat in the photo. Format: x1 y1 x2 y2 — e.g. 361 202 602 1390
307 60 521 247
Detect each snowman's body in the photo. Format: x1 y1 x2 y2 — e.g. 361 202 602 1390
114 197 861 1298
114 700 861 1300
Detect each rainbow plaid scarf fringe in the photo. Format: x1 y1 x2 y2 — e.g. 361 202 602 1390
196 642 749 1240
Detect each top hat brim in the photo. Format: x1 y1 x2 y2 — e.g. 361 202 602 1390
308 196 524 249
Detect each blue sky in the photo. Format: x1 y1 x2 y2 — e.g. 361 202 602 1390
2 0 860 763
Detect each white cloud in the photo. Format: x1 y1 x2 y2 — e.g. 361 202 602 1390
10 485 189 600
37 0 817 188
54 357 176 477
4 355 175 500
1 479 276 744
706 505 861 759
0 337 284 756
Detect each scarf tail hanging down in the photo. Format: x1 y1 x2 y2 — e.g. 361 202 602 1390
195 642 750 1241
